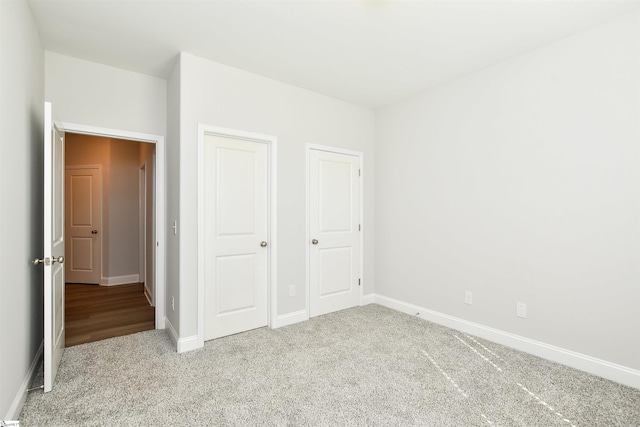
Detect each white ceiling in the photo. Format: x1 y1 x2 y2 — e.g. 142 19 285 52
27 0 639 109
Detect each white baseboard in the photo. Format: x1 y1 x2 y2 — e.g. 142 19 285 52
361 294 376 305
165 316 201 353
100 274 140 286
371 294 640 389
165 316 178 348
143 287 153 306
155 312 165 330
6 340 43 420
272 309 308 329
177 335 200 353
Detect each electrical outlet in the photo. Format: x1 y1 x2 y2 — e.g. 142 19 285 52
172 296 175 311
517 302 527 318
289 285 296 297
464 291 473 305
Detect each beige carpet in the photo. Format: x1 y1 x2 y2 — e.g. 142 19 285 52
20 305 640 426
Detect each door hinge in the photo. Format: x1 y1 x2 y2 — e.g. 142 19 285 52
358 278 361 286
359 224 361 231
359 169 361 177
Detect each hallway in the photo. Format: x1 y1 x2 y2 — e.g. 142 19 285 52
65 283 155 347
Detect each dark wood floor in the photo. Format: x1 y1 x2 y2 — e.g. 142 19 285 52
65 283 155 347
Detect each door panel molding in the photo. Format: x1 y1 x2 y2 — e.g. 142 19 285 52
197 125 278 349
306 144 364 319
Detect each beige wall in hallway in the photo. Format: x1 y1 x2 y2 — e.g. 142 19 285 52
66 134 154 282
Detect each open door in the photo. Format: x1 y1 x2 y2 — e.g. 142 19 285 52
40 102 65 392
308 148 361 317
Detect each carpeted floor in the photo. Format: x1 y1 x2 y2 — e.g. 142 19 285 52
20 304 640 426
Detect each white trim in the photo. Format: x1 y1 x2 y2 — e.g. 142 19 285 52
65 165 102 170
144 290 152 306
306 144 364 318
139 164 147 284
5 341 44 420
272 310 308 329
59 122 166 330
269 139 278 329
99 274 140 286
371 294 640 389
164 312 196 353
177 335 201 353
197 125 278 349
165 316 178 347
306 143 363 158
166 316 198 354
304 147 311 319
361 294 376 305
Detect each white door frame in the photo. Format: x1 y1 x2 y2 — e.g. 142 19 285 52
59 122 166 329
305 144 364 318
197 124 278 348
139 164 147 285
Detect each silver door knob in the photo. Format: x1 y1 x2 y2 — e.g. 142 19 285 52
33 257 49 266
52 256 64 264
260 241 268 247
311 239 319 245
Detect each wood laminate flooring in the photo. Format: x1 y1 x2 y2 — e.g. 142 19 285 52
65 283 155 347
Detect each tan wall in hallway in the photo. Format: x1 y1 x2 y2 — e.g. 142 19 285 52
66 134 143 281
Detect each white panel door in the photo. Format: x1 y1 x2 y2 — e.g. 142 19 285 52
43 102 65 392
204 134 269 340
65 168 102 284
309 149 360 317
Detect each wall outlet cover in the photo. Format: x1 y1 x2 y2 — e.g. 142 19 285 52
517 302 527 318
464 291 473 305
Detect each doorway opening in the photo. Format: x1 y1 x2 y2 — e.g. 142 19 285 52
64 132 157 346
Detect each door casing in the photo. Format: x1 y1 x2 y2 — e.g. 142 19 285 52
59 122 166 329
306 144 364 319
197 125 278 350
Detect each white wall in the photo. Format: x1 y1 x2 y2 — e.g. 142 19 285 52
45 52 166 137
45 50 170 321
165 59 181 334
174 53 375 339
375 11 640 370
0 0 44 419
